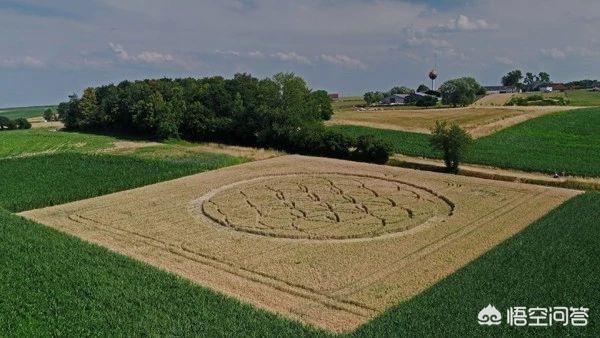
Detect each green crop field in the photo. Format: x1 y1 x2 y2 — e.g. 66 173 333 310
0 151 245 212
469 107 600 177
0 129 117 159
0 105 56 119
0 209 322 337
354 192 599 336
334 108 600 177
330 125 441 158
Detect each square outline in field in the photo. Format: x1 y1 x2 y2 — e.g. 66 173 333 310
19 155 581 333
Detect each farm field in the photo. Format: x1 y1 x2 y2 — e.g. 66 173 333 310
328 106 575 138
0 129 117 158
335 107 600 177
331 125 440 158
469 107 600 177
516 89 600 106
21 155 580 333
472 93 516 106
0 105 56 119
0 151 245 212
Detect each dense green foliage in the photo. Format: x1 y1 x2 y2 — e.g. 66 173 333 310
0 116 31 130
415 95 439 107
0 129 116 158
430 122 473 173
57 73 388 163
354 192 599 336
439 77 485 107
0 105 56 119
0 152 244 212
469 108 600 176
0 209 323 337
506 94 569 106
330 125 440 158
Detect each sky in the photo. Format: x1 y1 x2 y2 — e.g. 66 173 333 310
1 0 599 107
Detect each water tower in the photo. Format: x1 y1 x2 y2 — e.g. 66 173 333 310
428 69 438 90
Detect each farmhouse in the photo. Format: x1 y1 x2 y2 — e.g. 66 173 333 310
484 86 519 94
328 93 340 100
549 83 568 92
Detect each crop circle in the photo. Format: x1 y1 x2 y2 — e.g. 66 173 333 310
196 174 453 240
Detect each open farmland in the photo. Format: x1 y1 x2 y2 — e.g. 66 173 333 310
328 106 576 138
0 105 56 119
472 93 516 106
21 155 580 333
469 107 600 177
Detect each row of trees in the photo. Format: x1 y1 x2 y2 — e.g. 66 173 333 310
58 73 392 163
0 116 31 130
364 78 484 108
502 70 551 91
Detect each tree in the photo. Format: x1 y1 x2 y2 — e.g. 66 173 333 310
430 121 473 173
43 108 57 121
308 90 333 120
538 72 551 83
439 77 484 107
389 86 414 95
363 91 384 105
416 84 430 93
14 117 32 129
524 72 538 91
502 70 523 87
415 95 438 107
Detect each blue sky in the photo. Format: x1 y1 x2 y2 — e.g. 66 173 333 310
1 0 599 106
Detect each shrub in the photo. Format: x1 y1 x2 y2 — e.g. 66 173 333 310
14 117 32 129
352 135 392 164
43 108 57 121
415 95 439 107
430 121 473 173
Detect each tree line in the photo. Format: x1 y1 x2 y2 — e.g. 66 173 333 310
0 116 31 130
58 73 392 163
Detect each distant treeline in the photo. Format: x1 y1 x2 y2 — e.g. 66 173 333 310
565 79 600 89
58 73 391 163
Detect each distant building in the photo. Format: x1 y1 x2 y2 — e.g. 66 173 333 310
549 83 568 92
538 86 553 93
484 86 519 94
328 93 340 100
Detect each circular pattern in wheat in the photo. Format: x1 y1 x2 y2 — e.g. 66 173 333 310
199 174 453 240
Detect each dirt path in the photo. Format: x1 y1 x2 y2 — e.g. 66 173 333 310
390 154 600 190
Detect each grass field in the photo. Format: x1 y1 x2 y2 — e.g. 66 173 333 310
516 89 600 106
0 129 117 158
330 125 440 158
354 192 599 336
0 150 245 212
0 209 322 337
469 107 600 177
334 107 600 177
0 105 56 119
328 106 572 137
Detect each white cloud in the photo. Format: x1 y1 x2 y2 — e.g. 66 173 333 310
271 51 311 65
436 14 497 32
494 56 515 65
540 48 568 60
0 56 44 68
109 42 175 64
320 54 367 70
